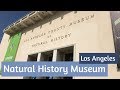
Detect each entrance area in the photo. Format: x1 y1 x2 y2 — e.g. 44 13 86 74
36 50 53 79
23 53 38 79
23 46 74 79
55 46 73 79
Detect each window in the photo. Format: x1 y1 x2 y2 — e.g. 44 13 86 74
27 53 38 61
57 46 73 61
40 50 53 61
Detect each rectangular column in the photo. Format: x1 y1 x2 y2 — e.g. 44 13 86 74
36 53 42 79
73 45 76 61
52 49 57 62
37 53 41 61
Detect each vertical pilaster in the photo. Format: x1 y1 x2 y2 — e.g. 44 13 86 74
52 49 57 62
37 53 41 61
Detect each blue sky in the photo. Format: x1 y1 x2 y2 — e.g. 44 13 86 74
0 11 30 43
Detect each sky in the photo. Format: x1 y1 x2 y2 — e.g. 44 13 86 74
0 11 30 43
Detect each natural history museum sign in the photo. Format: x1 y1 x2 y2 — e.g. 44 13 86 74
23 14 94 48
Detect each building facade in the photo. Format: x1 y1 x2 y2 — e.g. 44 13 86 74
0 11 120 79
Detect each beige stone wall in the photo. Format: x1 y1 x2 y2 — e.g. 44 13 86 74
0 34 11 79
0 11 120 79
0 33 10 72
0 34 10 62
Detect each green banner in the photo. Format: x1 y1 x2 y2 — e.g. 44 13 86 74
4 32 22 62
0 33 21 75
